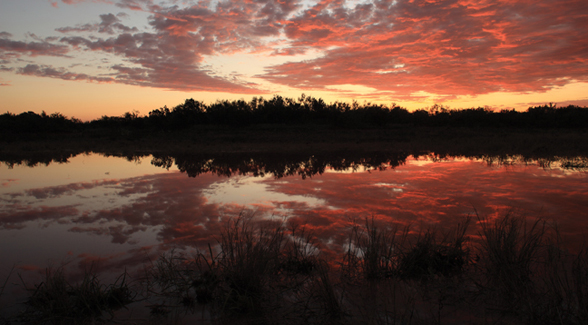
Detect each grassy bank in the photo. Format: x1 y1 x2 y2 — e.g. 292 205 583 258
5 213 588 324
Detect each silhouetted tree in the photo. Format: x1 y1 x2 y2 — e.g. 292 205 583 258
3 97 588 142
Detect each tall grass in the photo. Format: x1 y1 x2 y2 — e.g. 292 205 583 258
9 213 588 324
144 214 340 324
210 216 285 321
342 216 471 282
477 214 544 306
476 213 588 324
340 217 474 325
342 217 407 281
19 267 133 324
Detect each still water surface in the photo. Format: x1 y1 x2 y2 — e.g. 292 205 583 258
1 152 588 286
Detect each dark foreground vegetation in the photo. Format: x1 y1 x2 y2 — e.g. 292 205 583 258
3 214 588 324
2 96 588 142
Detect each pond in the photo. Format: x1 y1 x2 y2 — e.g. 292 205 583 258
1 151 588 322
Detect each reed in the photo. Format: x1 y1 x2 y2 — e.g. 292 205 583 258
20 267 133 324
10 213 588 324
476 213 545 318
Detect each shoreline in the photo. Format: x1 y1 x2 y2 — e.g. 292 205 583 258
2 126 588 157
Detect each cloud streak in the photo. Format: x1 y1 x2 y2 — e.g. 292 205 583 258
261 0 588 99
0 38 70 57
17 64 114 83
5 0 588 99
56 13 138 35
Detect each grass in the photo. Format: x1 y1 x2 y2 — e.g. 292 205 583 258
5 213 588 324
477 214 545 313
18 268 134 324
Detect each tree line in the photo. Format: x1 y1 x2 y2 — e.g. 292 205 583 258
2 95 588 139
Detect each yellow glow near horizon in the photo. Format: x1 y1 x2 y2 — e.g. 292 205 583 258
2 74 587 121
446 81 588 111
2 0 588 121
0 73 254 121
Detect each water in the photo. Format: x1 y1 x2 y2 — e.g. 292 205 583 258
1 151 588 318
2 152 587 272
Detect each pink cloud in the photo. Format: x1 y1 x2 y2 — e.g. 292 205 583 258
69 224 147 244
61 0 113 4
0 38 70 57
56 13 138 34
0 205 80 229
48 2 275 93
4 1 282 93
24 179 120 199
1 179 18 187
48 0 113 8
260 0 588 99
522 99 588 108
115 0 154 12
17 64 114 83
6 0 588 98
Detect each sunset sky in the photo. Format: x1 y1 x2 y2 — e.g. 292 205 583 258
1 0 587 121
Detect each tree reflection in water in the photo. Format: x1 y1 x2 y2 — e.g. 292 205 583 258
1 150 588 323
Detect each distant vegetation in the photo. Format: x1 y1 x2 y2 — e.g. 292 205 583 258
2 95 588 141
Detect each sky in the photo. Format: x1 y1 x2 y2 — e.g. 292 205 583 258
1 0 587 121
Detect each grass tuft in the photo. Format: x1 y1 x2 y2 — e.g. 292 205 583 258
398 218 471 280
21 268 133 324
477 213 545 309
8 213 588 324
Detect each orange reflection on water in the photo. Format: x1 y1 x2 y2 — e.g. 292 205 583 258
1 155 588 278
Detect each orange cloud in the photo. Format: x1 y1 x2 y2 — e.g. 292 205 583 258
4 0 286 94
4 0 588 111
261 0 588 99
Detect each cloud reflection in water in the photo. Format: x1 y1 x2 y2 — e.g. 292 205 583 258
1 154 587 278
